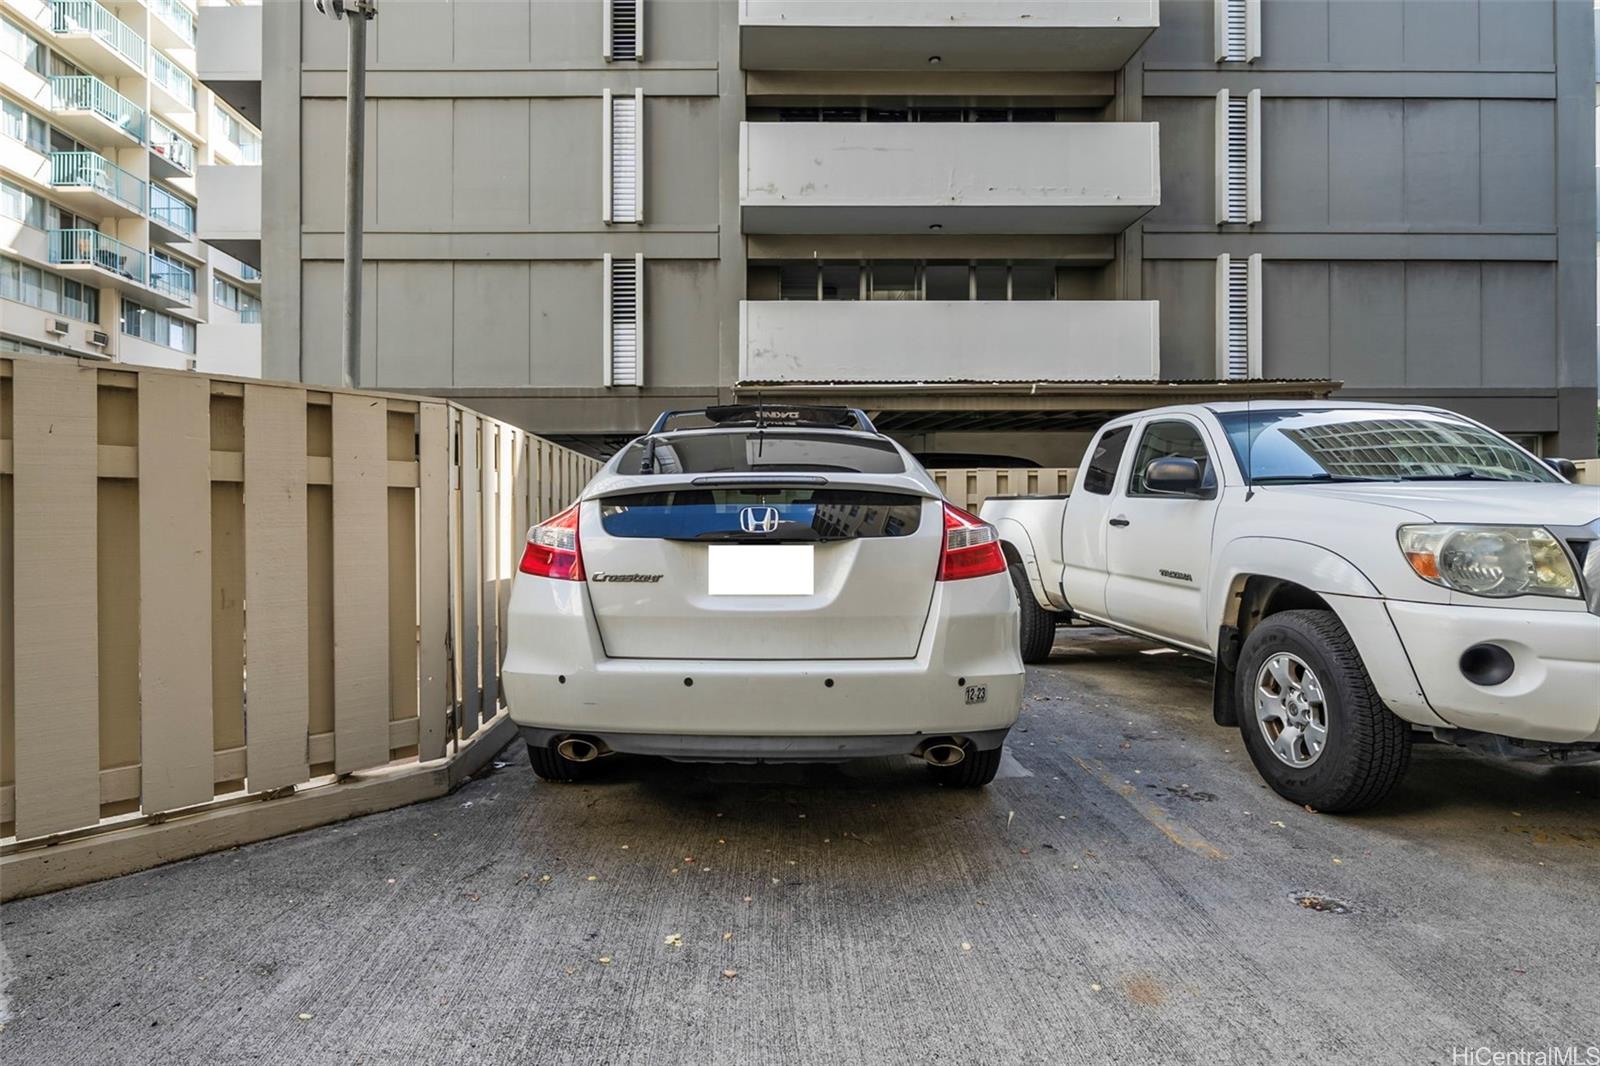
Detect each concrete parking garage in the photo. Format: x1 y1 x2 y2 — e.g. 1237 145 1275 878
2 630 1596 1065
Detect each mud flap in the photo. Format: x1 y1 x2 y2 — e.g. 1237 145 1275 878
1212 624 1241 726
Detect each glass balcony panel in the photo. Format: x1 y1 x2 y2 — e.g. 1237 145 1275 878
149 186 196 236
149 0 195 46
148 116 195 174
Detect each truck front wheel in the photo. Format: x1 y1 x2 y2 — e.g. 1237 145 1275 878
1234 609 1411 813
1010 563 1059 664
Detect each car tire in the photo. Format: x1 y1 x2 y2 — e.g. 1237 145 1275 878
1235 609 1411 813
1010 563 1058 665
928 745 1003 788
527 741 595 783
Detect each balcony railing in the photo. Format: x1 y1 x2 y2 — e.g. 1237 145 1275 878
148 256 195 300
149 188 196 236
50 0 146 69
149 0 195 45
148 116 194 173
50 150 146 213
49 75 145 143
238 263 261 281
48 227 146 285
150 50 197 109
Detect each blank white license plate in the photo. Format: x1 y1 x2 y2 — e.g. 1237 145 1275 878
707 544 814 596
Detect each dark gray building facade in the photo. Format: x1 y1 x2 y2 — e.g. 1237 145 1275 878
246 1 1598 459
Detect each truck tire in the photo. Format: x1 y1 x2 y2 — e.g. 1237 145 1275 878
928 745 1003 788
1010 563 1058 664
527 741 595 783
1235 609 1411 813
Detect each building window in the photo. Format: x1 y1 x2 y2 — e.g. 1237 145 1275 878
604 0 641 61
1215 0 1261 63
0 177 46 228
213 275 260 323
1 254 100 321
1215 253 1261 380
764 106 1068 123
2 96 48 152
213 103 261 162
603 88 642 224
1 14 46 75
603 252 643 387
1214 88 1260 225
121 298 194 352
773 261 1060 302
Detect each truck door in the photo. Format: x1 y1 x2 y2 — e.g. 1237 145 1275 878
1103 417 1221 650
1060 423 1133 618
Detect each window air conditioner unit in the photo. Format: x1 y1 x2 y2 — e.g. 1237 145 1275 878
46 318 70 335
88 330 110 347
185 357 198 372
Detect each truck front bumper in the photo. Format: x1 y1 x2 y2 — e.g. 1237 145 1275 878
1385 601 1600 743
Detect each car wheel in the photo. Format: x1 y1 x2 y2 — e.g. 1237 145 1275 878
927 745 1003 788
1235 609 1411 813
527 741 595 783
1010 563 1058 664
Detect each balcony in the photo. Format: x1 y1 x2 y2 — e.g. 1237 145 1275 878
148 115 195 178
149 50 197 117
197 163 260 267
739 121 1160 235
48 0 146 75
147 0 195 50
738 299 1160 384
148 186 196 244
49 150 146 217
739 0 1159 72
147 254 195 303
48 75 145 147
48 228 187 307
197 3 261 125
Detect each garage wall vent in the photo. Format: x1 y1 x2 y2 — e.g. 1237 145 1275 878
1214 88 1260 226
604 253 644 387
603 88 643 225
604 0 642 61
1215 253 1262 380
1215 0 1260 62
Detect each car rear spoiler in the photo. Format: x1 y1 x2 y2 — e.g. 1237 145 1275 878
647 405 878 435
582 470 943 501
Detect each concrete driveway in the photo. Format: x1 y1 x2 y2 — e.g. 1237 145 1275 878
3 629 1596 1065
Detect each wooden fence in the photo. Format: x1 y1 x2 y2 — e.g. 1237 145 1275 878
928 467 1078 514
1575 459 1599 486
0 355 599 880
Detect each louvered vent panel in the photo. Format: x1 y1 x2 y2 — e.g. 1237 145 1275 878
1224 257 1251 380
610 94 639 223
610 258 640 386
1220 0 1248 60
610 0 639 61
1222 95 1249 224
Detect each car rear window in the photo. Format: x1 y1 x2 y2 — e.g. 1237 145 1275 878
614 431 906 475
599 488 924 541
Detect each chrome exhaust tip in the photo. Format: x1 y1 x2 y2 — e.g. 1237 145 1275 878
922 741 967 767
555 736 603 763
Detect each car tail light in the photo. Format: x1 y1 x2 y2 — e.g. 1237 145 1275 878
519 502 584 581
937 502 1006 581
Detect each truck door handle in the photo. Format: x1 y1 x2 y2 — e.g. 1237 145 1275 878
1109 516 1130 528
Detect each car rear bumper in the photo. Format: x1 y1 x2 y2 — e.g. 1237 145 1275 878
1385 600 1600 743
501 570 1024 751
516 726 1011 763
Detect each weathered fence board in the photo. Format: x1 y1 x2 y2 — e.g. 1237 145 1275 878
243 384 310 792
331 393 392 775
137 373 215 813
11 360 100 839
417 402 450 761
929 467 1078 514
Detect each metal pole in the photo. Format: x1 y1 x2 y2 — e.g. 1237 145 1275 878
341 7 368 389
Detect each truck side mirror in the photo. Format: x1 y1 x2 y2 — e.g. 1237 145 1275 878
1544 457 1578 480
1143 456 1203 496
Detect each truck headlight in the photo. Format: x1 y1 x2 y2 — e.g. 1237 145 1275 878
1398 525 1580 599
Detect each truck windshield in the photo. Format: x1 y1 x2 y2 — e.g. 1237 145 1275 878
1215 408 1559 484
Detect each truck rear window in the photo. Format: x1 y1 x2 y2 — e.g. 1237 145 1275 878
599 488 924 541
615 431 906 475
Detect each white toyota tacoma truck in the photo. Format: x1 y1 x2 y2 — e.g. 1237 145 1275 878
982 401 1600 812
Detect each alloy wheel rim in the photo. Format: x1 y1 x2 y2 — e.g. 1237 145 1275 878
1254 652 1329 768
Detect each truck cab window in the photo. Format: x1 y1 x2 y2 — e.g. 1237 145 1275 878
1128 421 1215 496
1081 425 1131 495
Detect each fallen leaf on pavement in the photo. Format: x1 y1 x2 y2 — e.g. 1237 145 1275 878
664 934 683 947
722 969 738 979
